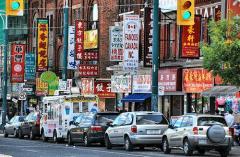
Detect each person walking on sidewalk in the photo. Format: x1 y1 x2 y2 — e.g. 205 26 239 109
225 110 235 145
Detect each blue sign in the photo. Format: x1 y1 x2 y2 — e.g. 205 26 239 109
25 53 36 80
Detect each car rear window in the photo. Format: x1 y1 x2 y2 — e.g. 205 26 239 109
136 114 168 125
198 117 227 126
96 114 118 125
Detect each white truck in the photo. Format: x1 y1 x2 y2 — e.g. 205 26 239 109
40 95 98 142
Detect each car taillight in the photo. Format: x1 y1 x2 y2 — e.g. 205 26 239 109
131 125 137 133
193 127 198 135
91 126 103 132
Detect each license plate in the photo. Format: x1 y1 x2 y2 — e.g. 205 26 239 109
146 130 161 135
199 139 207 144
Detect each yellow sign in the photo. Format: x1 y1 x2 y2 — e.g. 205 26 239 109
6 0 24 16
36 78 48 96
84 30 98 49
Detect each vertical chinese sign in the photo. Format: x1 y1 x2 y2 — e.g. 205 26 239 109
181 16 201 58
11 44 26 83
25 53 36 80
68 26 77 69
94 81 115 98
109 26 123 61
37 18 49 72
123 15 140 71
81 78 94 95
75 20 84 60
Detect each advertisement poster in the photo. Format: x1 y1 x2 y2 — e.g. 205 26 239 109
37 18 49 72
111 75 131 93
75 20 84 60
36 78 48 96
25 53 36 80
11 44 26 83
94 81 115 98
132 75 152 93
109 26 123 61
84 30 98 49
81 78 94 95
68 26 77 69
181 16 201 58
123 15 140 71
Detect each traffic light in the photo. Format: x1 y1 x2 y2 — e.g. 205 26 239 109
177 0 195 25
6 0 24 16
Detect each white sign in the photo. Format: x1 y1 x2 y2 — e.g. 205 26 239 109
109 26 123 61
18 92 26 100
158 86 165 96
132 75 152 93
123 15 140 72
111 75 131 93
59 79 67 90
67 79 73 90
67 26 77 69
159 0 177 13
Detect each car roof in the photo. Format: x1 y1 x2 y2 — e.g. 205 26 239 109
183 114 224 118
126 111 164 115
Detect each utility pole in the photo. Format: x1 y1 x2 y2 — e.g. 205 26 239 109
62 0 69 81
151 0 160 112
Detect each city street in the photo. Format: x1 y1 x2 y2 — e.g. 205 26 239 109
0 135 239 157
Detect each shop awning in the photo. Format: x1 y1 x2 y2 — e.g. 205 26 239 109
202 86 239 97
121 93 151 103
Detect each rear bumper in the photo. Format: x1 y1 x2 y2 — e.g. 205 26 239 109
88 133 104 143
130 135 163 145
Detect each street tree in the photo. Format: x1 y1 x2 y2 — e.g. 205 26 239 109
201 18 240 86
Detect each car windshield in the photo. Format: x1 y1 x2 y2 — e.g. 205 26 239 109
96 114 118 125
198 117 227 126
19 116 25 122
136 114 168 125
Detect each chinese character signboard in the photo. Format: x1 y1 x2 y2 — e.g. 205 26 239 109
183 68 213 93
84 30 98 49
181 16 201 58
123 15 140 71
79 64 99 77
75 20 84 60
36 78 48 96
68 26 77 69
227 0 240 19
132 75 152 93
94 81 115 98
37 18 49 72
81 78 94 95
78 51 99 61
109 26 123 61
11 44 26 83
111 75 131 93
25 53 35 80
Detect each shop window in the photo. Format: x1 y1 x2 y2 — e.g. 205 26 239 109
73 102 80 113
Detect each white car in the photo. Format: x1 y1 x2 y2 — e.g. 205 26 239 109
162 114 232 157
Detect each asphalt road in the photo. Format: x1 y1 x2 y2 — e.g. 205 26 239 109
0 135 239 157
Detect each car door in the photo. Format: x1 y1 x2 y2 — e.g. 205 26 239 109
71 115 84 141
8 117 16 134
21 113 31 135
174 116 190 146
113 113 128 144
180 116 193 143
79 114 94 141
168 116 183 147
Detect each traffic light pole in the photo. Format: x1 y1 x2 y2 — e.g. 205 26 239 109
151 0 160 112
62 0 69 81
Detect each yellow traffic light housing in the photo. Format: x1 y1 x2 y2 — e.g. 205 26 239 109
177 0 195 25
6 0 24 16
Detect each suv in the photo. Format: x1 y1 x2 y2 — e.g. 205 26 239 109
18 112 41 139
162 114 232 157
105 112 169 151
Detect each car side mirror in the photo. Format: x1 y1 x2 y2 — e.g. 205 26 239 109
106 122 113 127
169 124 175 129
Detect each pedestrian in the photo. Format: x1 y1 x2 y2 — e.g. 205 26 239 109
225 110 235 145
90 103 99 113
215 109 220 115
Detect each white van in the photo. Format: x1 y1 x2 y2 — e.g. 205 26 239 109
40 95 98 142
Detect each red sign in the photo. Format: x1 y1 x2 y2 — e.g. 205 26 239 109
214 75 224 85
94 81 115 98
227 0 240 19
77 51 99 61
181 16 201 58
158 68 180 92
81 78 94 95
183 68 213 93
79 64 99 77
75 20 84 60
11 44 26 83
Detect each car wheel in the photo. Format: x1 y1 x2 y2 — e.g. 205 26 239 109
183 139 193 156
198 149 205 155
84 134 90 147
105 135 112 149
30 129 35 140
3 128 8 138
41 130 48 142
162 137 171 154
18 129 24 139
124 136 133 151
14 129 18 138
53 131 58 143
67 133 73 145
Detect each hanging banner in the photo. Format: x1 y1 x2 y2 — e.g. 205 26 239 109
84 30 98 49
123 15 140 71
94 81 115 98
181 16 201 58
75 20 85 60
183 68 213 93
132 75 152 93
11 44 26 83
111 75 131 93
68 26 77 69
79 64 99 77
227 0 240 19
25 53 35 80
81 78 94 95
109 26 123 61
36 78 48 96
37 18 49 72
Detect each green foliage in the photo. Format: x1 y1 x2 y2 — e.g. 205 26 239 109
201 18 240 86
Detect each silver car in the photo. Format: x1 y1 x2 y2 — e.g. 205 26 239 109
162 114 232 157
104 111 169 151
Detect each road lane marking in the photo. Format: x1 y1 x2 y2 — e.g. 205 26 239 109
22 149 39 153
0 154 13 157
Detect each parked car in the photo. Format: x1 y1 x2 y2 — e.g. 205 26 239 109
104 111 169 151
3 115 25 138
18 112 41 139
162 114 232 157
67 112 119 146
